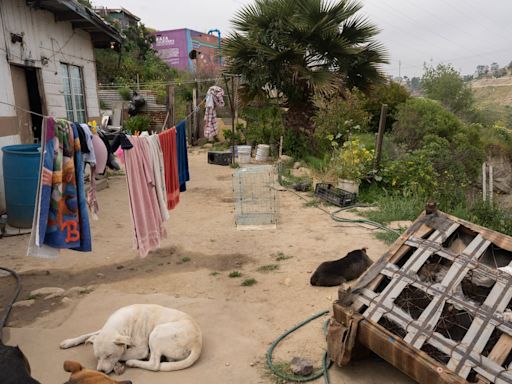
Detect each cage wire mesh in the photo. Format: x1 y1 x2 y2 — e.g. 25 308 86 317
233 165 278 227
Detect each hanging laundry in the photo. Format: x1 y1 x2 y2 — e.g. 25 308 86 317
158 128 180 210
79 123 95 165
124 136 167 257
176 120 190 192
91 134 108 174
29 118 91 255
76 124 90 154
204 85 225 139
98 129 120 171
147 135 169 221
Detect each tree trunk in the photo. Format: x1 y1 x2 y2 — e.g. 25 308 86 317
284 102 316 137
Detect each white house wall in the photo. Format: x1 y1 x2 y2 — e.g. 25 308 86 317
0 0 101 137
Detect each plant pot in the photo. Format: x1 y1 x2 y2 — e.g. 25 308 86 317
337 178 360 194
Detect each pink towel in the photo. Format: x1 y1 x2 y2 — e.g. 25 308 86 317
124 136 167 257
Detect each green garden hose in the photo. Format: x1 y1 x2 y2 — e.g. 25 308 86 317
266 310 332 383
330 206 400 235
266 190 399 383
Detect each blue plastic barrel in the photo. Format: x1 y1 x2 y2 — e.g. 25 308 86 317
2 144 41 228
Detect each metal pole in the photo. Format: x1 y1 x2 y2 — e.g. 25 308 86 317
482 162 487 202
192 86 197 144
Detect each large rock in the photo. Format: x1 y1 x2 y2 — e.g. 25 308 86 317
290 357 314 376
66 286 93 298
30 287 65 298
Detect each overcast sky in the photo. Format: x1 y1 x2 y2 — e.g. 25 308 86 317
95 0 512 78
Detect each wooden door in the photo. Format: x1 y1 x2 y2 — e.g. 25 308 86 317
10 65 33 144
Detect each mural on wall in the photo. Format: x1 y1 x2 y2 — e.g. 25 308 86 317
154 29 222 75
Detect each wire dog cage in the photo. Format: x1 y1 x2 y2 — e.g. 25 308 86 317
232 165 278 228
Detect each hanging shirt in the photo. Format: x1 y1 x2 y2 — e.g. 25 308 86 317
204 85 225 139
80 124 95 164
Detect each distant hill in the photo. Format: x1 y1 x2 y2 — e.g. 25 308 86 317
471 76 512 115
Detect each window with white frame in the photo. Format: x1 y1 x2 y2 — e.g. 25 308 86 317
60 63 87 123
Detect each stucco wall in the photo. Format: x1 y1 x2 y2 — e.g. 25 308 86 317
0 0 101 136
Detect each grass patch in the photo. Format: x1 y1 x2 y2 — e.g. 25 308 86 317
375 230 401 245
257 264 280 272
241 278 257 286
358 189 425 224
181 256 191 263
210 271 220 276
304 198 321 208
275 252 292 261
230 162 240 169
229 271 242 278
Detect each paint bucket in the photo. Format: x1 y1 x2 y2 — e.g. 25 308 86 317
255 144 270 161
237 145 251 164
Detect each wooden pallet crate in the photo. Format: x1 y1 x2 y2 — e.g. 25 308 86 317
327 205 512 384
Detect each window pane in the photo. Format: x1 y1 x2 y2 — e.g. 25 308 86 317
61 63 86 123
76 110 86 124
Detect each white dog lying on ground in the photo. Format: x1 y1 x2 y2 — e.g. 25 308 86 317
60 304 202 374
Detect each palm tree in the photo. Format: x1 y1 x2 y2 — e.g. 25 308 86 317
223 0 388 137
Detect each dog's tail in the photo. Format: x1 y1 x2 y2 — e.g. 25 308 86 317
159 342 202 371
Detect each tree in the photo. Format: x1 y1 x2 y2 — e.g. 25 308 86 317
223 0 387 137
77 0 92 8
365 80 410 132
95 23 177 85
421 64 474 116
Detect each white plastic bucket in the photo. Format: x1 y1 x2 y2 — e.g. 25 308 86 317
255 144 270 161
237 145 251 163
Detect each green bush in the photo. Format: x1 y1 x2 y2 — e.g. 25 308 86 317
392 98 464 150
365 81 410 132
123 114 151 134
314 90 371 146
241 105 284 146
119 86 132 101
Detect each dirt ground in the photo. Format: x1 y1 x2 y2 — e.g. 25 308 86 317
1 149 412 384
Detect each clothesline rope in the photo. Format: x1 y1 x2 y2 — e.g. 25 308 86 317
0 98 207 130
0 100 46 118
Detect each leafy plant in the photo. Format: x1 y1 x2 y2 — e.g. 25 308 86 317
123 114 151 134
241 278 257 286
257 264 280 272
229 271 242 278
275 252 292 261
118 87 132 101
328 138 374 182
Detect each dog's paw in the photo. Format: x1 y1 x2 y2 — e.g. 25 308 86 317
114 362 126 375
60 339 74 349
125 360 137 368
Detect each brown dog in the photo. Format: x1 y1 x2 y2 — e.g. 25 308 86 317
63 361 132 384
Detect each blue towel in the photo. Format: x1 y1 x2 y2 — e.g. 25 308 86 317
37 119 91 251
176 120 190 192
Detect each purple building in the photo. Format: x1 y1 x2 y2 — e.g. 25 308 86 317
154 28 222 74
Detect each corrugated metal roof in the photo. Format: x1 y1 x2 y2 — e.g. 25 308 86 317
27 0 123 48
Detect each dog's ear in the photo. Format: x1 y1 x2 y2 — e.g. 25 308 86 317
63 360 83 373
85 335 97 345
113 334 132 347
